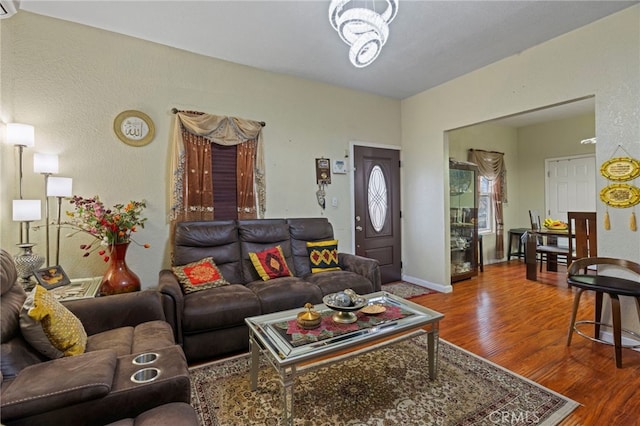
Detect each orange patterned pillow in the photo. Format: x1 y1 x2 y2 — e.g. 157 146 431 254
249 246 293 281
172 257 230 294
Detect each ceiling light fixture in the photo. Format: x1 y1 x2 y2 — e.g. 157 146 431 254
329 0 399 68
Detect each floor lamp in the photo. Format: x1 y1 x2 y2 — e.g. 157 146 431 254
5 123 35 243
34 153 59 267
47 176 73 266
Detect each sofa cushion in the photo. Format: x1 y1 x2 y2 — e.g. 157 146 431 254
238 220 293 282
246 277 323 314
105 402 199 426
131 320 176 354
249 245 293 281
172 257 229 293
307 239 341 273
182 285 261 333
287 218 335 276
303 270 376 296
0 349 117 420
86 321 174 356
174 221 244 284
1 335 47 379
20 285 87 358
86 327 134 356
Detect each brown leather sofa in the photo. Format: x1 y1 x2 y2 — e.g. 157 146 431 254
158 217 381 363
0 249 193 426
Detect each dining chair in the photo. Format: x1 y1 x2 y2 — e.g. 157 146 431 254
567 211 597 267
567 257 640 368
528 210 569 272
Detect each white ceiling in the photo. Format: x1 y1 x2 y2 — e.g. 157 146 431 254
15 0 633 125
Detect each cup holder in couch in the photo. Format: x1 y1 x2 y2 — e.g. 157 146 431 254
131 367 161 384
132 352 159 365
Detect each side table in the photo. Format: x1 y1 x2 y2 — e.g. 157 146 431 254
49 276 102 301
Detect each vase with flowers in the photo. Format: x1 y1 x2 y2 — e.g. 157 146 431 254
65 196 149 296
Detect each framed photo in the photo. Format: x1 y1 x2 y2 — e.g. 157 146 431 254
33 265 71 290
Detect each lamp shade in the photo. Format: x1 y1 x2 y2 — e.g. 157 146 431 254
33 153 59 174
6 123 35 147
12 199 41 221
47 177 73 197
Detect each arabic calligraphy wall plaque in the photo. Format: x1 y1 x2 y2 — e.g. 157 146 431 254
599 183 640 208
114 110 155 147
600 157 640 181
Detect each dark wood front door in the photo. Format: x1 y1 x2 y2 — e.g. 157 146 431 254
353 146 401 283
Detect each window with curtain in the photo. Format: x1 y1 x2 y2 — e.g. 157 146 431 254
468 149 507 258
169 110 265 231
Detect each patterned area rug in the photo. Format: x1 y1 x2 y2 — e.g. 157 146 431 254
190 335 579 425
381 281 434 299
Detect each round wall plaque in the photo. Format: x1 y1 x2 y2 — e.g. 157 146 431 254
599 183 640 208
600 157 640 181
113 110 155 147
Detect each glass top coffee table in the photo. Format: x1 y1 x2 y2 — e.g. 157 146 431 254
245 291 443 425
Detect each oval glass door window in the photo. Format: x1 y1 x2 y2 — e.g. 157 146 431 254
368 165 388 232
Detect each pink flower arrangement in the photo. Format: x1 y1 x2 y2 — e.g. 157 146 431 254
65 195 149 262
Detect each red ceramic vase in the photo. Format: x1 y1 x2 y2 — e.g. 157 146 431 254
99 243 141 296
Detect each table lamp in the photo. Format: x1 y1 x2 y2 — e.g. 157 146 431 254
12 199 44 288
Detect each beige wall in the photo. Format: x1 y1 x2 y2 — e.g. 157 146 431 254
401 6 639 328
516 113 596 224
0 12 401 286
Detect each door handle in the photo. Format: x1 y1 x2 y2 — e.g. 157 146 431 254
356 226 363 231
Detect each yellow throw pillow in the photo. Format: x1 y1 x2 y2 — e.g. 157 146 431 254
249 245 293 281
20 285 87 358
307 240 341 273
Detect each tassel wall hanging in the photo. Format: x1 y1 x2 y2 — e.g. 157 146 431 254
599 145 639 231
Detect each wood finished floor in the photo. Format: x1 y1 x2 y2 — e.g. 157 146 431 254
410 260 640 426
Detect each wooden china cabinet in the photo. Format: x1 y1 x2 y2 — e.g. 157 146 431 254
449 159 479 283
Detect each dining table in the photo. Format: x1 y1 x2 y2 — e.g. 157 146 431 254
524 228 572 281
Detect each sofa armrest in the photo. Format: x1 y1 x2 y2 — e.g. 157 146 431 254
157 269 185 345
338 253 381 292
1 349 117 421
63 290 166 336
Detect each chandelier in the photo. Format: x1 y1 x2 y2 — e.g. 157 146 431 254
328 0 399 68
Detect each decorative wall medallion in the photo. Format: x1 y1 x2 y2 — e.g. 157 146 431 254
600 157 640 181
113 110 155 147
599 183 640 208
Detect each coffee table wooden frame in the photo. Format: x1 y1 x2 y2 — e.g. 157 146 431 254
245 291 443 425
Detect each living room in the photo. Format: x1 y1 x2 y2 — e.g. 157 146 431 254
1 4 637 292
1 2 639 425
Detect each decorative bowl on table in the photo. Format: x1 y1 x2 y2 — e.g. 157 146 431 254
296 303 322 329
543 218 568 231
323 290 367 324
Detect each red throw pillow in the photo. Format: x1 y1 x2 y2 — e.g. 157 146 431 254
172 257 229 294
249 246 293 281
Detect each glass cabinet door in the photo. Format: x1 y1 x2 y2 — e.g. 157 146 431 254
449 160 479 282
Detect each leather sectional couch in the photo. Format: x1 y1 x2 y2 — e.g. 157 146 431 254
158 218 381 363
0 249 193 426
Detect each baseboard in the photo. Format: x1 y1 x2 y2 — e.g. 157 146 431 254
401 274 452 293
